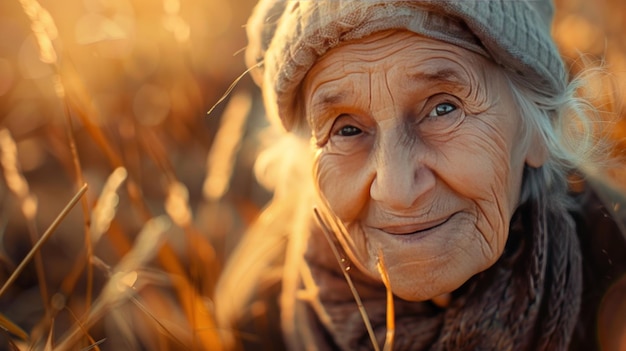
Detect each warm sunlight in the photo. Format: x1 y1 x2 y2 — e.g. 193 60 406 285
0 0 624 350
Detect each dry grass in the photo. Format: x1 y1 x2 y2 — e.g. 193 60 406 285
0 0 259 349
0 0 624 350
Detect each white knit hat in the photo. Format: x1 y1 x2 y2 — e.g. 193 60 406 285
246 0 567 131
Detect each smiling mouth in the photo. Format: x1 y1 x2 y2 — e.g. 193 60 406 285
377 215 452 235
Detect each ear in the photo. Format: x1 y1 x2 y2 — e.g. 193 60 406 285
525 130 548 168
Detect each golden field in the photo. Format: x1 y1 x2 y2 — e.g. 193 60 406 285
0 0 624 349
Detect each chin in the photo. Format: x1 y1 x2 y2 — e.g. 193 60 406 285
393 281 463 303
385 266 468 302
361 249 494 302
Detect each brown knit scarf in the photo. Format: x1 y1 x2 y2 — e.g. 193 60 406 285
290 199 583 350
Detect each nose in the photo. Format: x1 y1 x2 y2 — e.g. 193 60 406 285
369 139 435 210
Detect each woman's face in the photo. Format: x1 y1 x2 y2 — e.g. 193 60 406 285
304 31 545 301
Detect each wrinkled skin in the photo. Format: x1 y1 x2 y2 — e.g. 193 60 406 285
304 30 546 302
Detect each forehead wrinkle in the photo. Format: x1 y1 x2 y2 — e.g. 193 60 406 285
305 59 351 106
404 53 479 92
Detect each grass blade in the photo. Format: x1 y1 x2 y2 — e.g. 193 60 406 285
203 91 251 201
0 183 88 299
80 339 106 351
376 249 395 351
313 208 380 351
0 312 28 341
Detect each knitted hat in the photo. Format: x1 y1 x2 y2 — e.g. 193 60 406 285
246 0 567 132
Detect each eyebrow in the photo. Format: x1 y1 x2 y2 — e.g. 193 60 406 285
315 91 346 109
409 68 468 86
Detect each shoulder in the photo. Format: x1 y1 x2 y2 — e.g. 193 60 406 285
568 175 626 351
587 175 626 234
572 175 626 279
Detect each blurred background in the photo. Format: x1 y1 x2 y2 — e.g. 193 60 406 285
0 0 624 350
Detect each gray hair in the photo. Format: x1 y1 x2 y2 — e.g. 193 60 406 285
506 68 611 205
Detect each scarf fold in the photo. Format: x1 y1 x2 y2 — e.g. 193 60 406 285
290 199 582 350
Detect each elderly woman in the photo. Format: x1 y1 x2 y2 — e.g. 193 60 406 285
216 1 626 350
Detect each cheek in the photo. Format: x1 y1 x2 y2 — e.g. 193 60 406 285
436 123 522 250
439 131 510 195
315 152 371 221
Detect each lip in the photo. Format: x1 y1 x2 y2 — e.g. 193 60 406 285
374 216 452 235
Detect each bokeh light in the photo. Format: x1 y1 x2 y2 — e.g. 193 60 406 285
0 0 623 349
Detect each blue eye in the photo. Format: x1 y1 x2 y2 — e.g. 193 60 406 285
419 98 465 134
428 102 457 117
337 125 362 136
